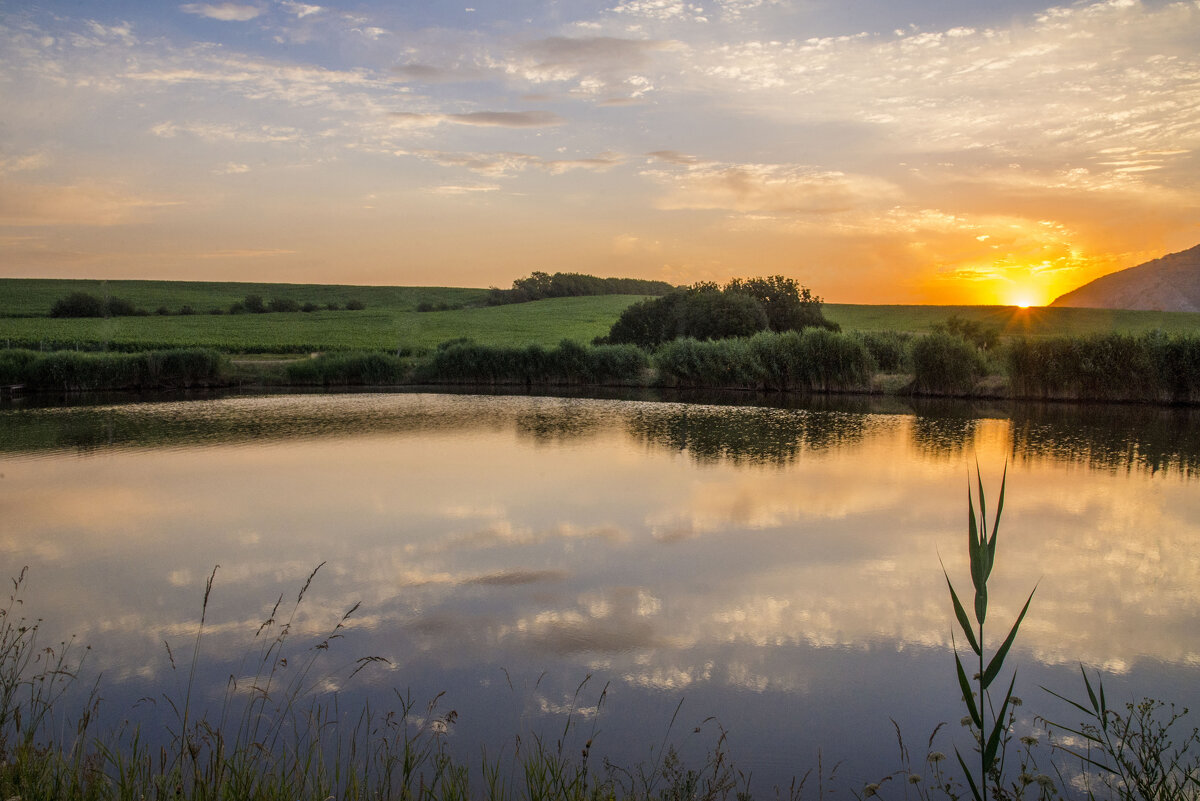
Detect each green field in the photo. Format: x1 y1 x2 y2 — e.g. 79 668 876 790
824 303 1200 337
2 278 1198 353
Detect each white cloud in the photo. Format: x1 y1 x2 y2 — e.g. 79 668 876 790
388 110 565 128
279 1 323 18
179 3 264 22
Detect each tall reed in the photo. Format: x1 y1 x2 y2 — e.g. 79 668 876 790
944 466 1035 801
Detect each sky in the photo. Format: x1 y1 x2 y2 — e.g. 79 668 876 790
1 0 1198 304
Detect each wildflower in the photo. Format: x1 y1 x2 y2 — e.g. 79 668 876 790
928 752 946 763
1020 735 1039 746
1035 774 1056 788
908 774 922 784
864 783 881 797
1011 696 1023 707
960 716 974 727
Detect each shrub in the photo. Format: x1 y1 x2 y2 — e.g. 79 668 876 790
268 297 301 313
243 294 267 314
48 292 144 318
345 299 366 311
155 306 171 316
179 305 196 315
301 302 319 313
909 332 987 395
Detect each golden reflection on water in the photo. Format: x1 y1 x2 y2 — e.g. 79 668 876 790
1 394 1198 695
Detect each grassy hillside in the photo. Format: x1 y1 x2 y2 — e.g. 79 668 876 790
0 278 488 317
3 279 1198 354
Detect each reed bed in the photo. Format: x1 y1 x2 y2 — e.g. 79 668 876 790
654 329 875 392
0 348 226 391
1005 332 1200 403
410 339 649 386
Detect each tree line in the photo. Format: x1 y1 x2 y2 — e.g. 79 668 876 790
486 271 676 305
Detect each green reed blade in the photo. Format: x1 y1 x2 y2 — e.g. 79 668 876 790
990 463 1007 547
946 575 982 656
982 588 1035 689
974 583 988 628
956 654 983 730
1081 666 1099 713
956 749 985 801
1040 685 1107 725
983 673 1017 771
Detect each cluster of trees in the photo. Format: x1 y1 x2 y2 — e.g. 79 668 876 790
599 276 838 348
47 291 366 318
486 271 675 306
50 292 145 318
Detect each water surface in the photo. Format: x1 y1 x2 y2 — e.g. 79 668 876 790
2 392 1198 793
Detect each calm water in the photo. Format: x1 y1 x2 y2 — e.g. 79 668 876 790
2 391 1199 794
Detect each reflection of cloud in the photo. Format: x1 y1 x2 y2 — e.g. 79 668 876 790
467 569 568 587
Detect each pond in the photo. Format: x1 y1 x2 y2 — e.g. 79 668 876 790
1 390 1198 796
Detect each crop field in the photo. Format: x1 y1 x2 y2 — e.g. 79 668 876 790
0 281 643 352
3 278 1199 354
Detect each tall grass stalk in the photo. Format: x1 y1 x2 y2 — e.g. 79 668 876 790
944 466 1035 801
1041 668 1200 801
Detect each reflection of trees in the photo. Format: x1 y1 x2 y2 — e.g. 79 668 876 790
1008 403 1200 477
624 405 868 466
5 392 1200 478
910 414 978 460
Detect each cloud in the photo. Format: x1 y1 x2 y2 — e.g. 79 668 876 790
648 162 902 214
401 148 623 177
152 121 303 143
392 63 481 84
279 1 323 18
0 182 180 226
179 3 264 22
388 110 565 128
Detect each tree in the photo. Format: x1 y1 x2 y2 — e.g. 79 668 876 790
726 275 837 332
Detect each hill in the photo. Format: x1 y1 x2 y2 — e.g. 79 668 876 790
1050 243 1200 311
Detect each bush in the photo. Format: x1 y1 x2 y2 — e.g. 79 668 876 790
243 294 267 314
179 305 196 315
345 299 366 311
909 332 986 395
268 298 301 313
49 292 142 318
50 292 106 318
